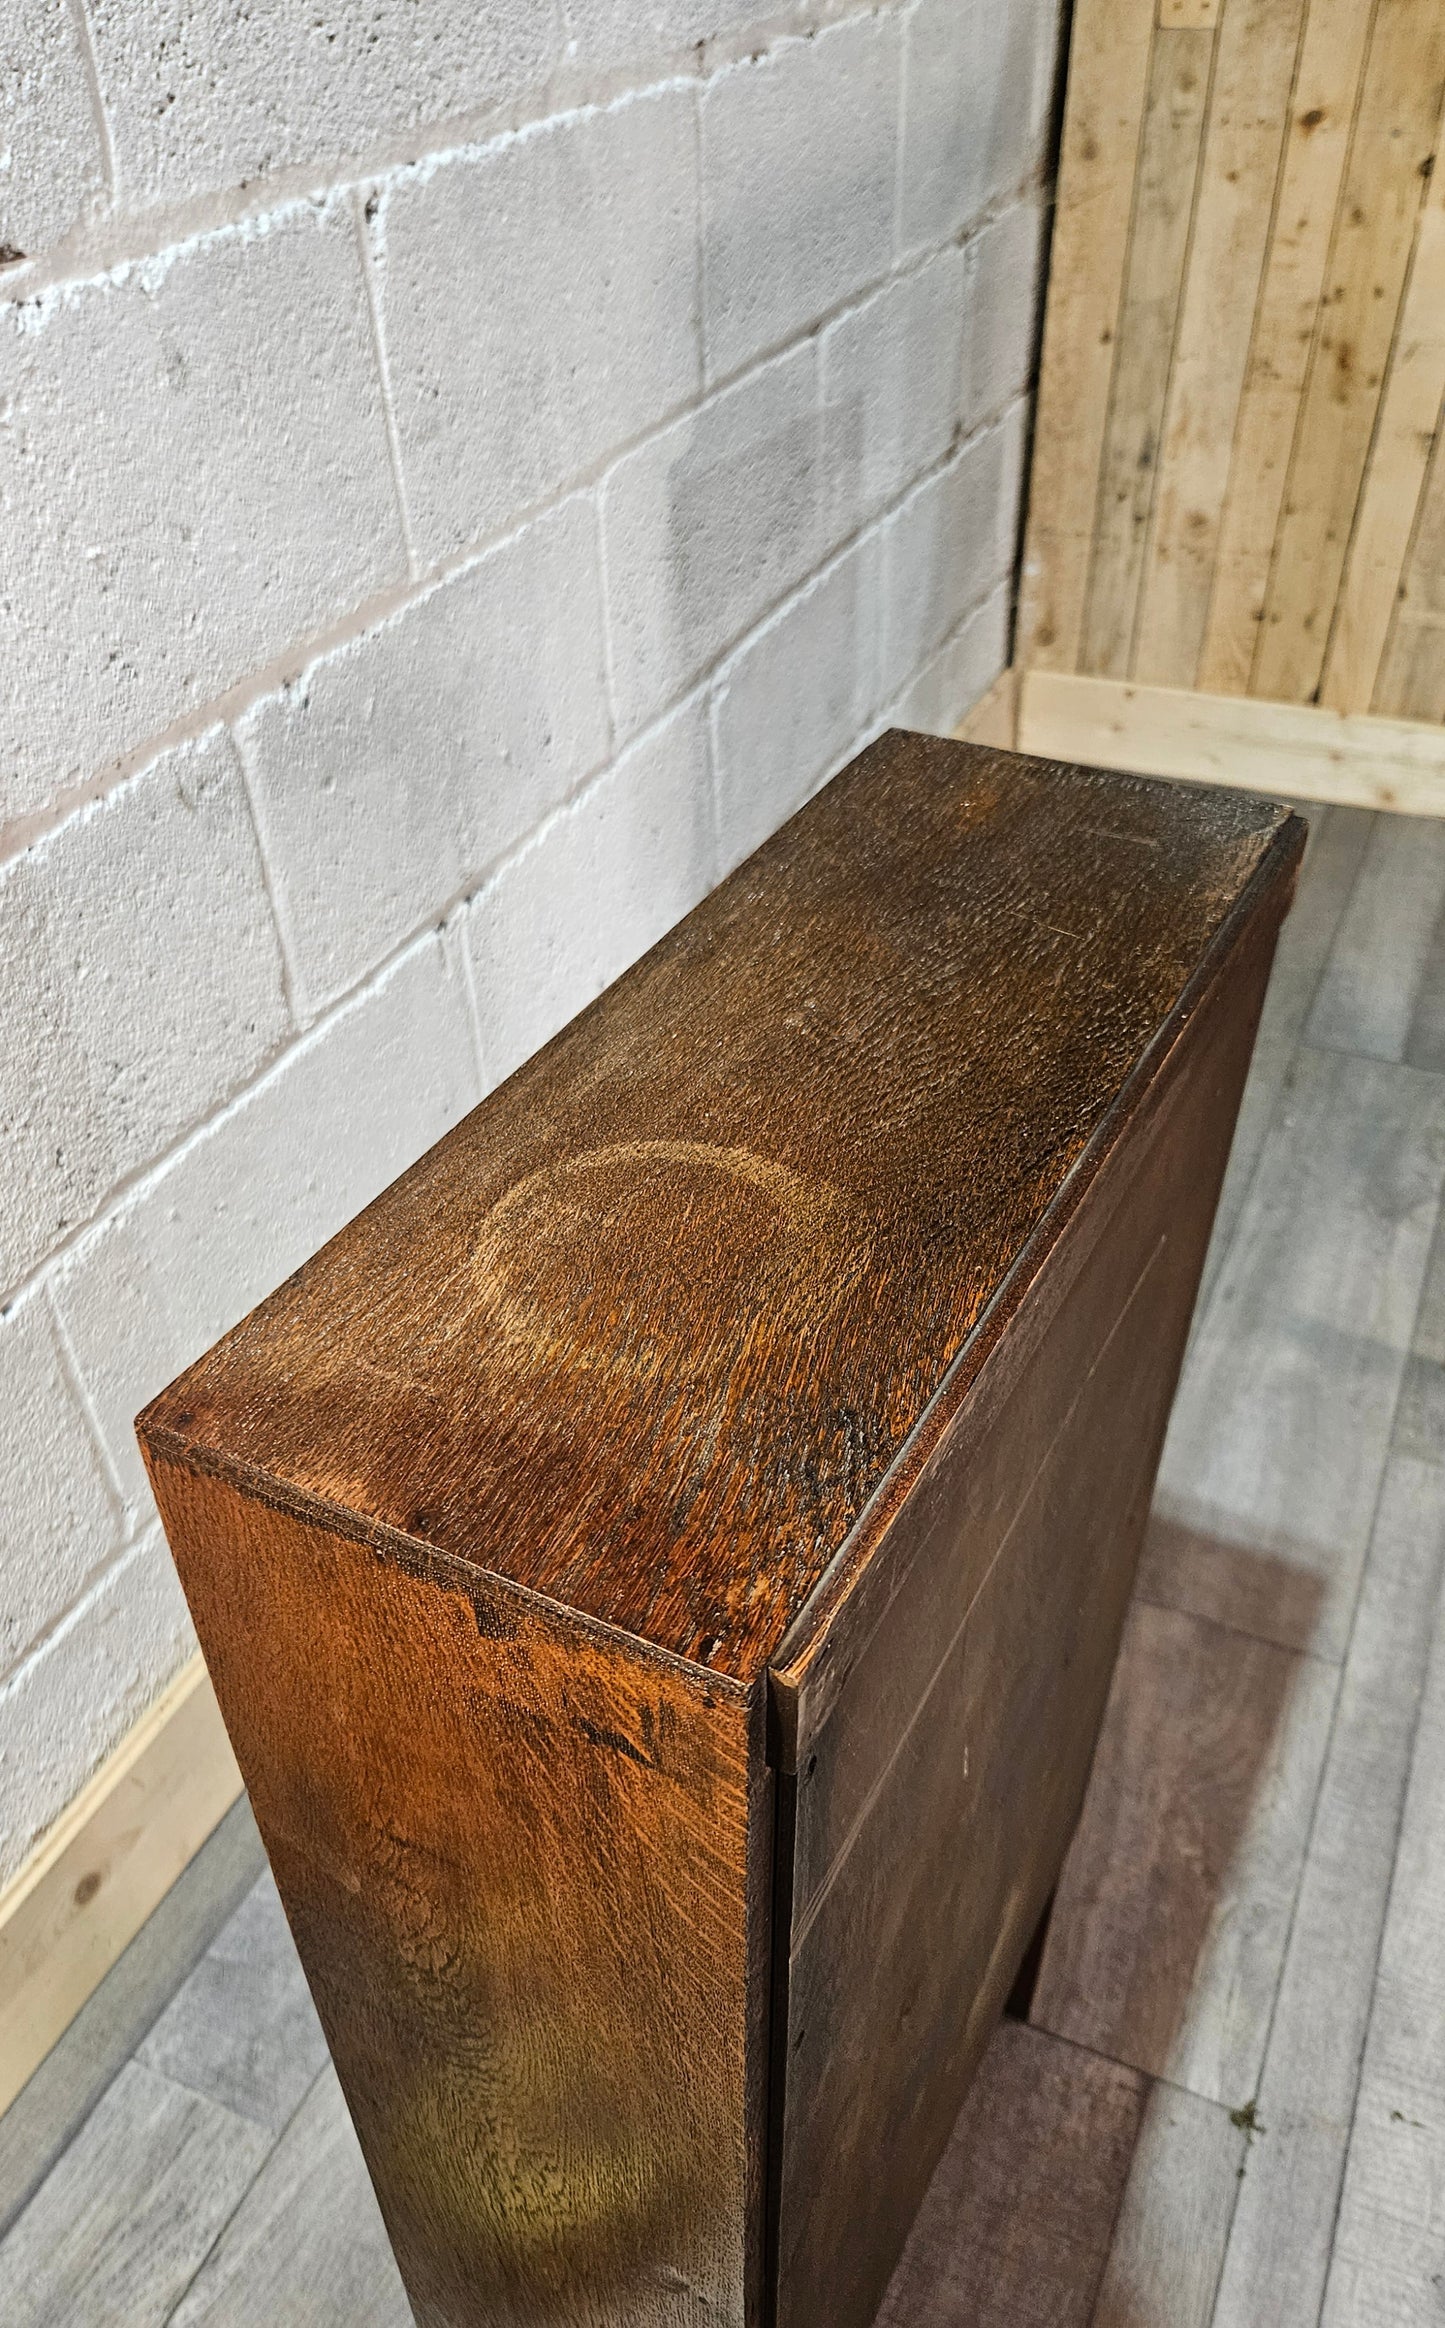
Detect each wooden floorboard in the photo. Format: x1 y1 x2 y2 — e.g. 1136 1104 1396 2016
1210 1447 1445 2327
136 1874 329 2136
1317 1498 1445 2327
1029 1598 1338 2106
0 2061 270 2328
1306 815 1445 1064
1142 1041 1445 1660
1091 2080 1245 2328
875 2021 1146 2328
4 788 1445 2324
0 1797 264 2246
169 2067 412 2328
1196 802 1372 1315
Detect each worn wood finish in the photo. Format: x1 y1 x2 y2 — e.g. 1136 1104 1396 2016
139 735 1299 2327
771 884 1281 2328
1022 0 1445 760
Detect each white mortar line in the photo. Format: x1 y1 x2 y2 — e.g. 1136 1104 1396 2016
890 0 915 263
1 0 908 307
449 914 495 1101
227 728 304 1034
0 177 1044 872
0 1522 159 1705
67 0 118 211
0 673 713 1318
44 1283 131 1529
351 186 420 583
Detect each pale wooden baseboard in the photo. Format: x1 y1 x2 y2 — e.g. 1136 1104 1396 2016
1017 668 1445 814
0 1655 242 2118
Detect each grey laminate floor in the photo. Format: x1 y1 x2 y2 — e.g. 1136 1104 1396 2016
6 800 1445 2326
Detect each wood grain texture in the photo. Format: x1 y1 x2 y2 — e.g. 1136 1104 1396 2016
142 1461 766 2328
1212 1448 1445 2328
1306 813 1445 1062
1080 23 1213 678
1019 671 1445 814
1017 0 1158 670
141 739 1296 1683
1254 5 1445 704
1027 0 1445 731
1325 158 1445 712
1144 1041 1445 1659
767 843 1287 2328
1091 2080 1245 2328
1030 1597 1338 2104
137 737 1301 2328
1134 0 1308 689
0 2058 270 2328
1199 0 1376 695
0 1796 264 2246
875 2021 1147 2328
1377 416 1445 722
0 1650 242 2120
1319 1512 1445 2328
170 2067 413 2328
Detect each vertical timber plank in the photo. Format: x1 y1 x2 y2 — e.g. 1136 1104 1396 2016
1132 0 1309 690
1197 0 1376 694
1323 158 1445 711
1253 1 1445 705
1080 26 1214 677
1017 0 1157 673
1376 414 1445 721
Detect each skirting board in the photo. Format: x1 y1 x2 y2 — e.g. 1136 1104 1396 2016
0 1655 242 2118
1018 669 1445 814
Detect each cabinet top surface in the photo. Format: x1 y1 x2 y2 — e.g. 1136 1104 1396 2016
141 735 1300 1682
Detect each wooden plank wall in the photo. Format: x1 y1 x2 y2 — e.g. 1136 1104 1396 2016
1021 0 1445 727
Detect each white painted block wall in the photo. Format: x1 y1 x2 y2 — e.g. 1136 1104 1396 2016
0 0 1060 1888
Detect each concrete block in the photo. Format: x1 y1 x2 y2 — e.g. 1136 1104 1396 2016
379 87 701 568
87 0 563 212
560 0 763 75
0 1 106 259
711 533 884 872
886 577 1010 735
0 728 291 1293
52 932 479 1518
0 1526 195 1892
962 196 1046 433
820 242 968 542
878 399 1026 703
466 697 714 1085
898 0 1059 253
0 201 403 837
602 341 826 740
239 496 611 1016
0 1294 120 1686
701 14 901 383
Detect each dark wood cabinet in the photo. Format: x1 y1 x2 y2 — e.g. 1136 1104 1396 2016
139 733 1302 2328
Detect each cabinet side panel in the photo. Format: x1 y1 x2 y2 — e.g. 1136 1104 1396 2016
142 1466 766 2328
774 906 1278 2328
